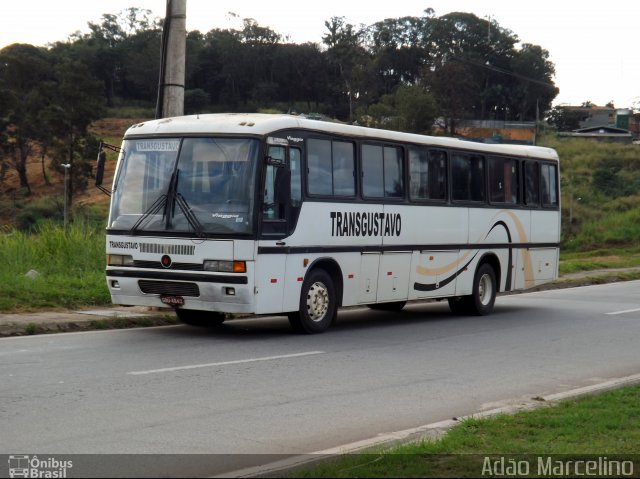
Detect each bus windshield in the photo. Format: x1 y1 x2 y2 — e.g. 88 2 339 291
109 137 260 235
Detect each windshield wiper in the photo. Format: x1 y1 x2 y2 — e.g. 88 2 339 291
175 193 205 238
128 194 167 235
128 167 180 235
129 168 204 237
164 169 205 238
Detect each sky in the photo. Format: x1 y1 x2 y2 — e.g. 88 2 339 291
1 0 639 109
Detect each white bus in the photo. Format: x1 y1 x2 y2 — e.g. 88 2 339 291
99 113 560 333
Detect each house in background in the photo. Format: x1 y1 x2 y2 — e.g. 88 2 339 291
558 125 634 143
556 104 638 143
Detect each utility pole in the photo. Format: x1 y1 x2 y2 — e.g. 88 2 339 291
61 163 71 229
156 0 186 119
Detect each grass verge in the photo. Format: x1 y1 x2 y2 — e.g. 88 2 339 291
0 221 110 311
294 383 640 478
559 246 640 275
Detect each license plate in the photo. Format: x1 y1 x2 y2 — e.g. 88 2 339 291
160 294 185 306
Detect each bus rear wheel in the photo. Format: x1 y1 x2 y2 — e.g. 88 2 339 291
288 269 337 334
471 263 497 315
176 309 226 327
448 263 497 316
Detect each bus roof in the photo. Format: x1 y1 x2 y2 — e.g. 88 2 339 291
124 113 559 161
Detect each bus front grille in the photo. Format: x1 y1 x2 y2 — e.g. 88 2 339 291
138 280 200 297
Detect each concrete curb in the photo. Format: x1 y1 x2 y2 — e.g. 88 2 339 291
0 307 177 337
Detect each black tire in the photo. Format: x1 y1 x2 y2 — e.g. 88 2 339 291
176 309 226 327
468 263 497 315
367 301 406 312
288 269 337 334
448 296 472 315
448 263 497 316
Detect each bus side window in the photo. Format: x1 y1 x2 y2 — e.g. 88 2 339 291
362 144 404 198
307 139 332 195
524 161 540 206
264 145 287 220
332 141 355 196
452 153 485 202
429 150 447 201
362 144 384 197
409 148 447 201
489 156 518 204
541 163 558 206
384 146 404 198
290 147 302 206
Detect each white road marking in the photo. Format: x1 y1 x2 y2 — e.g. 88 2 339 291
605 307 640 316
127 350 326 375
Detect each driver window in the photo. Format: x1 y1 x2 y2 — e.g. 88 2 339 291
264 146 286 220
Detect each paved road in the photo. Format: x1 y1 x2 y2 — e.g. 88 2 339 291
2 281 640 476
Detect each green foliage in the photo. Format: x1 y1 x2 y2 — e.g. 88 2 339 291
0 221 109 311
362 85 438 133
185 88 210 114
14 197 64 232
3 8 557 130
546 106 584 131
539 135 640 251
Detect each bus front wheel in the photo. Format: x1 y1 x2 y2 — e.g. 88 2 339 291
288 269 337 334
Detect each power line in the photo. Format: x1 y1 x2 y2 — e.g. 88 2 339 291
450 55 557 90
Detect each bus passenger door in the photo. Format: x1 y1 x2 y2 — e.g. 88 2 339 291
256 144 299 314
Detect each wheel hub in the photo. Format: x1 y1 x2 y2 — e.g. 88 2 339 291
479 273 493 306
306 281 329 322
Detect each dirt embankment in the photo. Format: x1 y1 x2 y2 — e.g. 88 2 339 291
0 118 148 225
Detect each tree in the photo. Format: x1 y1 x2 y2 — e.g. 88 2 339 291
546 106 584 131
363 85 438 133
323 16 371 121
0 44 55 195
54 8 161 107
430 60 479 134
364 14 431 96
508 44 558 121
44 59 105 205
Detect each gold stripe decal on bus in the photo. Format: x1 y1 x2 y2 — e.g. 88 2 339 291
501 210 534 289
413 210 531 292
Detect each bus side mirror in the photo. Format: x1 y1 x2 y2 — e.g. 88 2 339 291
96 149 106 186
95 144 111 196
265 156 285 168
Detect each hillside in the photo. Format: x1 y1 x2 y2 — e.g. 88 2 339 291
0 118 148 227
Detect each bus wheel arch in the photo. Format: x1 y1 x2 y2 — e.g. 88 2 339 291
305 258 344 307
477 253 501 293
449 254 500 316
288 258 342 334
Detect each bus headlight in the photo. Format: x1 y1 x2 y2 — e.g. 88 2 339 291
107 254 134 266
203 260 246 273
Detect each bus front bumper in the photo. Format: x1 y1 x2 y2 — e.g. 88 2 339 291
106 268 255 314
